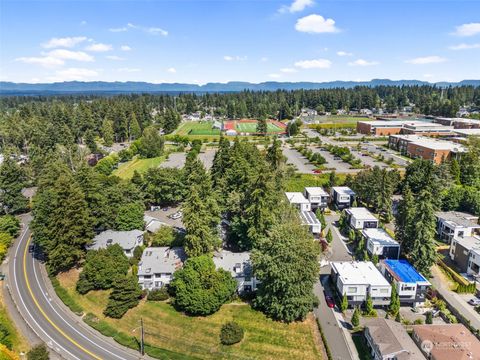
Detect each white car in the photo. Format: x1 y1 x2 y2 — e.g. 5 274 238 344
468 298 480 306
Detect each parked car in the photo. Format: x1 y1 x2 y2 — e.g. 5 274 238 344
325 295 335 308
468 298 480 306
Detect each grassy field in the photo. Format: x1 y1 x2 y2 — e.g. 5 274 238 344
284 173 347 192
236 122 284 134
58 270 322 360
0 285 29 354
173 122 220 136
113 156 165 179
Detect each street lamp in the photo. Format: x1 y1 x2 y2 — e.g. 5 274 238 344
132 318 145 356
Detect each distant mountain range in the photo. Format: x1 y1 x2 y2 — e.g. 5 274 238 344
1 79 480 95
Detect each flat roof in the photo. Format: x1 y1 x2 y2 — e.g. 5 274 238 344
285 192 310 204
454 235 480 252
300 211 321 226
331 261 391 287
346 207 378 221
304 187 329 196
138 247 186 276
409 138 467 152
453 128 480 136
213 250 251 278
383 259 429 285
436 211 480 228
332 186 355 196
363 228 399 247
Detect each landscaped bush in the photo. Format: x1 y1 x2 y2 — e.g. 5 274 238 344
147 287 170 301
456 283 476 294
27 344 49 360
50 276 84 315
220 322 244 345
426 311 433 324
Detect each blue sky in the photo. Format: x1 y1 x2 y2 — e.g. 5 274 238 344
1 0 479 84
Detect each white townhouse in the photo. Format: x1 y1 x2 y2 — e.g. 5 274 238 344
300 210 322 236
330 261 391 307
285 192 311 212
363 228 400 260
435 211 480 244
88 229 144 258
345 207 379 230
137 247 186 290
303 187 329 211
331 187 356 209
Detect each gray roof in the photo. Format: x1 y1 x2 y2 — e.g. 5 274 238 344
365 318 425 359
454 235 480 252
89 229 143 251
213 250 252 278
300 211 321 226
138 247 186 276
144 215 169 233
436 211 480 228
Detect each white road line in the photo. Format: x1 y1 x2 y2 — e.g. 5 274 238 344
12 226 81 360
31 251 129 360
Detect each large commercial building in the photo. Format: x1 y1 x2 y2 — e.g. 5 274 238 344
434 117 480 129
388 135 466 164
357 120 453 136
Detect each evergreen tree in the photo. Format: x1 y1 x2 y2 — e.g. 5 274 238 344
326 228 333 243
0 157 28 214
316 209 327 231
129 112 142 140
351 307 360 327
450 158 461 185
137 126 164 158
328 171 337 189
266 137 284 170
104 275 142 318
410 190 437 277
114 202 144 231
256 118 268 135
364 294 374 316
101 118 114 146
341 294 348 312
395 185 415 256
389 282 400 317
252 209 319 322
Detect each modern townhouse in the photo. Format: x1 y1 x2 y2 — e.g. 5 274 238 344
331 186 356 210
285 192 311 211
345 207 379 230
330 261 391 307
380 259 430 307
362 228 400 260
449 235 480 273
435 211 480 244
303 187 329 211
137 247 186 290
300 210 322 236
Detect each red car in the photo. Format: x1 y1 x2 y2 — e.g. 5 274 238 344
325 295 335 308
313 169 322 174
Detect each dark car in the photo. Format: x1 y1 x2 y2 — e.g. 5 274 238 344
325 295 335 308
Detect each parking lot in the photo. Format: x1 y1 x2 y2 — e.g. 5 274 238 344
310 147 357 173
282 147 316 173
160 149 216 170
361 143 410 167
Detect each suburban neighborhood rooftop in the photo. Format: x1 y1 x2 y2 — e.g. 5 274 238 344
300 211 321 226
285 192 310 204
89 229 143 251
332 186 356 196
213 250 252 278
436 211 480 228
138 247 186 276
346 207 377 221
304 187 329 196
362 228 398 246
330 261 390 286
383 259 429 284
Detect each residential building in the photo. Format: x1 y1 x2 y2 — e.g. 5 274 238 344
345 207 379 230
137 247 186 290
89 229 144 258
412 324 480 360
213 250 258 293
285 192 311 212
380 260 430 307
303 187 329 210
449 235 480 273
331 186 356 209
330 261 391 306
435 211 480 243
364 318 426 360
363 228 400 259
467 247 480 277
144 215 169 233
300 211 322 236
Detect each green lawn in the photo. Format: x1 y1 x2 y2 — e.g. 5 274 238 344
173 122 220 136
113 156 165 179
236 122 284 134
0 286 29 354
58 270 322 360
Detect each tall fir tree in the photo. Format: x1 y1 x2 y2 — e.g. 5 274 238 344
0 157 28 214
396 185 415 256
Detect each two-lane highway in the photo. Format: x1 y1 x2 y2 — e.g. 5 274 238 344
7 216 144 360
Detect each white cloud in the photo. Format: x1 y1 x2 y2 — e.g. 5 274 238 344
268 73 281 78
295 14 339 34
223 55 247 61
167 67 176 73
279 0 314 13
85 43 112 52
448 43 480 50
405 56 447 65
106 55 125 61
280 67 298 73
117 67 141 72
47 49 94 62
260 57 269 62
146 27 168 36
15 56 65 68
110 23 168 36
109 27 128 32
453 23 480 37
48 68 99 81
42 36 87 49
337 51 353 57
120 45 132 51
348 59 379 66
294 58 332 69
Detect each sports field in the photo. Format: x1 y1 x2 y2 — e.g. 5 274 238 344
173 122 221 136
225 120 287 134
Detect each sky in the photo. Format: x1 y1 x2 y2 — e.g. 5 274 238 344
0 0 480 84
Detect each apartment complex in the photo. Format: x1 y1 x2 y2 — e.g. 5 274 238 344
435 211 480 243
449 235 480 273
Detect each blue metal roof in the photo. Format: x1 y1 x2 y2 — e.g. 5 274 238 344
384 259 427 283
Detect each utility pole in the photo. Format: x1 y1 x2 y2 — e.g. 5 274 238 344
140 317 145 356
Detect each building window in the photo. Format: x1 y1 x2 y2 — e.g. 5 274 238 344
347 287 357 294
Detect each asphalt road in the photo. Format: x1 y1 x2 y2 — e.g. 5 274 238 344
314 214 357 360
6 215 144 360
